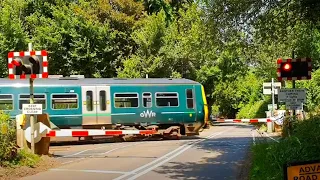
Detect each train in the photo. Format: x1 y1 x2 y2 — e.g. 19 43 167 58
0 77 209 139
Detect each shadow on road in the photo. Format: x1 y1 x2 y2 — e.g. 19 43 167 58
48 124 256 180
152 125 254 180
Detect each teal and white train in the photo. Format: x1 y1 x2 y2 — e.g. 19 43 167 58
0 77 209 137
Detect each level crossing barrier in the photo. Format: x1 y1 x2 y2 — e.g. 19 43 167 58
213 118 272 123
15 113 158 155
211 113 284 124
211 114 285 133
45 129 156 138
24 122 157 143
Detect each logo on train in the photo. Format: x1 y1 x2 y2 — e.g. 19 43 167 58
140 110 156 118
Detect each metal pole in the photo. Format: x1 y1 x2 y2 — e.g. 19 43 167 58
292 50 296 117
271 78 275 117
28 43 35 153
292 80 296 116
30 78 35 153
302 103 305 120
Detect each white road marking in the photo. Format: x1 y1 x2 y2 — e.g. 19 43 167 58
114 128 233 180
56 138 172 160
89 142 146 158
59 142 145 165
50 168 133 174
112 144 190 180
251 130 256 145
56 144 117 159
62 158 85 165
263 132 279 143
254 129 280 143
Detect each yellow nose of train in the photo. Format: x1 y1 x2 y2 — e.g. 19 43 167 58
201 85 209 126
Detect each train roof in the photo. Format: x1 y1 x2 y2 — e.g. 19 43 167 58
0 77 200 86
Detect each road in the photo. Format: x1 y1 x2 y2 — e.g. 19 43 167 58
20 123 258 180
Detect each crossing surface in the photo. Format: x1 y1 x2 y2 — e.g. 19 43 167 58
20 124 259 180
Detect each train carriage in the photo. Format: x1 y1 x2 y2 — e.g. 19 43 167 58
0 77 209 138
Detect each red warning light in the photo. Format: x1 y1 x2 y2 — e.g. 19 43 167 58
283 63 291 71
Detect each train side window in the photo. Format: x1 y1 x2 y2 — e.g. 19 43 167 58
19 94 46 110
143 92 152 108
155 92 179 107
186 89 194 109
86 91 93 111
0 95 13 110
114 93 139 108
99 90 107 111
52 94 78 110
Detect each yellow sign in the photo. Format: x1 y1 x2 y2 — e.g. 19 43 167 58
286 161 320 180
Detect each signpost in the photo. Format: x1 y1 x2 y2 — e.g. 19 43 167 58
8 43 48 153
263 82 281 95
277 53 311 115
22 104 43 115
263 78 281 117
278 89 306 110
277 53 314 180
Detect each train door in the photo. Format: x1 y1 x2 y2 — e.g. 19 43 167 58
81 86 111 125
96 86 111 124
184 87 197 123
140 92 154 124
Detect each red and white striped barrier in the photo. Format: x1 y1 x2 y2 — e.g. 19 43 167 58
24 122 157 143
45 129 156 137
213 118 272 123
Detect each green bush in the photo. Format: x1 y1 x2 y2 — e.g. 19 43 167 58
0 111 41 167
236 96 270 119
250 117 320 180
0 111 17 163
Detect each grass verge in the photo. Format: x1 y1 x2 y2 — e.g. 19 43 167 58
249 116 320 180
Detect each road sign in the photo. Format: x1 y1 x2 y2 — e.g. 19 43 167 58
284 160 320 180
22 104 43 114
25 122 51 143
263 82 281 95
285 102 303 110
278 88 306 103
8 50 48 79
268 104 278 110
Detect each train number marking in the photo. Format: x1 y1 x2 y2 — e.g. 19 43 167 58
140 110 156 118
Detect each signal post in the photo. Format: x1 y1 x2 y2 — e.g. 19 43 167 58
276 56 311 136
277 56 319 180
8 43 48 153
277 57 311 111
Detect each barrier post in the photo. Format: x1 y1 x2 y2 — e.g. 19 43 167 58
267 119 275 133
267 78 275 133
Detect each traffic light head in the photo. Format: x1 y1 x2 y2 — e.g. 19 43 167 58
8 50 48 79
277 58 311 81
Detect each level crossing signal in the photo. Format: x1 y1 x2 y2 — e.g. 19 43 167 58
8 50 48 79
277 58 311 81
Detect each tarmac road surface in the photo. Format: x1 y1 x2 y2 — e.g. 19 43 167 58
20 123 257 180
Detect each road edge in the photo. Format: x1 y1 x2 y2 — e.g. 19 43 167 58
236 143 253 180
